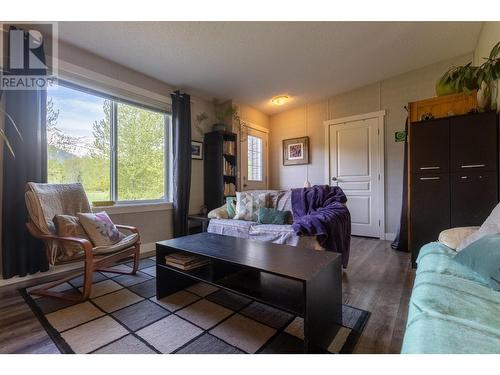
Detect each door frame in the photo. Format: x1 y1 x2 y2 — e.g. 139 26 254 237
239 122 270 190
323 110 386 239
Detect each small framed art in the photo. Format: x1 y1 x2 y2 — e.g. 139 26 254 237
191 141 203 160
283 136 309 165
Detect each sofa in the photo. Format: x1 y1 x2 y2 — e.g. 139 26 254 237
207 189 323 250
401 238 500 353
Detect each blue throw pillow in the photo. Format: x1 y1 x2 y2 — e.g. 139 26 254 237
257 207 290 225
454 234 500 291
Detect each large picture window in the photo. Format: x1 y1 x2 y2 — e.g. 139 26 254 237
47 83 170 203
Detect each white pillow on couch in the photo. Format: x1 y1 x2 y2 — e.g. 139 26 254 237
438 226 479 250
457 203 500 251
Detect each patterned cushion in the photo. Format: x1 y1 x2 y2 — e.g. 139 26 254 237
234 192 268 221
77 211 124 246
54 215 91 261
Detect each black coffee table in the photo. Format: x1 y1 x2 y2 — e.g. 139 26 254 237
156 232 342 353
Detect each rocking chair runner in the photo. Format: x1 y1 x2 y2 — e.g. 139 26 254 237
25 182 140 301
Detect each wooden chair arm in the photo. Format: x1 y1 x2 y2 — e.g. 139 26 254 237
26 222 94 256
115 224 139 234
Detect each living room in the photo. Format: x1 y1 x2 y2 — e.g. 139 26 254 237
1 2 499 373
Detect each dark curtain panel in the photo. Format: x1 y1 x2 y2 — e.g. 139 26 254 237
2 28 48 278
171 90 192 237
391 117 409 252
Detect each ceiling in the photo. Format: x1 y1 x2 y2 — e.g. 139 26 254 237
57 22 483 115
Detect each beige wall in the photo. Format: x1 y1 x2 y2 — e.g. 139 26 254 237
189 98 216 214
236 102 270 129
269 53 473 236
473 22 500 65
58 41 174 100
474 22 500 106
108 209 173 246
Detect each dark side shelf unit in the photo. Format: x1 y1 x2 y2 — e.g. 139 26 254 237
204 130 238 211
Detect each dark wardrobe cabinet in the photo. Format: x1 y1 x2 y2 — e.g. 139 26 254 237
409 111 499 265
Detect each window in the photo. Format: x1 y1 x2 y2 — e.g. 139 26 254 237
247 135 263 181
47 83 170 203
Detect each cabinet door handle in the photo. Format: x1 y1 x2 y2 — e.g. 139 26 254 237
419 166 440 170
419 177 441 181
461 164 486 168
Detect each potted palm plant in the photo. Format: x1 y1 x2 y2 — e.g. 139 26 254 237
437 41 500 111
212 99 238 132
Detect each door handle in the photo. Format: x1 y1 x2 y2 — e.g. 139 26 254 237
419 177 441 181
460 164 486 168
331 177 338 181
419 166 440 170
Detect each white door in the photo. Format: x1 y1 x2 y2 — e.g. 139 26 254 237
241 127 268 191
326 112 384 238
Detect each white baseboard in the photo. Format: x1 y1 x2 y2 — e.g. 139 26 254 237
384 233 396 241
0 242 157 288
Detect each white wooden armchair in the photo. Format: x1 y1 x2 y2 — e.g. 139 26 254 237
25 182 140 301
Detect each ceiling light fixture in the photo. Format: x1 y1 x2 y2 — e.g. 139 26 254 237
271 95 290 106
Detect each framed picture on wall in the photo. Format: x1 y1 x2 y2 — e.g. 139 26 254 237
191 141 203 160
283 136 309 165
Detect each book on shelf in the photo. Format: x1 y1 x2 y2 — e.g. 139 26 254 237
164 252 210 270
223 159 236 176
223 140 235 156
223 182 236 196
165 259 210 270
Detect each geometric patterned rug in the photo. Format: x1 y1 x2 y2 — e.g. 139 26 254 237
21 257 370 354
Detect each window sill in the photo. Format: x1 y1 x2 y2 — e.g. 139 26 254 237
92 201 173 215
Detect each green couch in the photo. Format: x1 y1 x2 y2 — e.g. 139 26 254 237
401 242 500 353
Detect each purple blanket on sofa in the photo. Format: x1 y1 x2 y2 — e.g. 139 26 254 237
291 185 351 268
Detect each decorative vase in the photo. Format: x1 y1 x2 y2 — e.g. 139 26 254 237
212 123 227 132
477 81 491 110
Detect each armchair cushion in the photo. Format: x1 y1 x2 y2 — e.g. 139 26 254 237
77 211 124 246
54 215 92 261
93 233 139 255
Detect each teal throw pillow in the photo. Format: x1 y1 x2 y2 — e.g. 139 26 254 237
226 196 237 218
257 207 290 225
454 233 500 291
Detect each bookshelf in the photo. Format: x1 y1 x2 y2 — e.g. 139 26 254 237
204 130 238 211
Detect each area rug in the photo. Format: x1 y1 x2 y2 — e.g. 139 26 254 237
21 258 370 354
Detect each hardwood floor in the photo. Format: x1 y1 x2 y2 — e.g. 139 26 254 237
0 237 415 354
343 237 415 353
